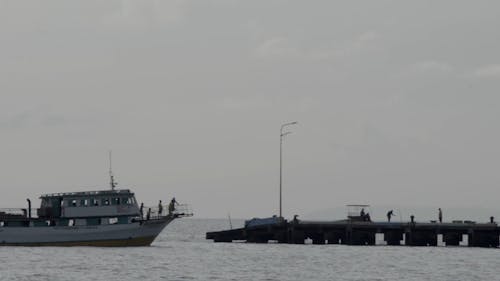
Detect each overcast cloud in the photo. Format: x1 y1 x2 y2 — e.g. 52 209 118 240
1 0 499 220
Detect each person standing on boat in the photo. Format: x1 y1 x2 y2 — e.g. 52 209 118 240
140 202 144 219
169 197 177 215
147 208 151 220
438 208 443 223
158 200 163 216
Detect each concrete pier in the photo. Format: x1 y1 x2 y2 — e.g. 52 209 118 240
206 219 500 248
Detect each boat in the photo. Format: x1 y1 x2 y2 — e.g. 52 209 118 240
0 161 192 246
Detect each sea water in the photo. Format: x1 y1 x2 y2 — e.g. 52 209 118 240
0 218 499 281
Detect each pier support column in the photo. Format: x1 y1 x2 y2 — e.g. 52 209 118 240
275 232 289 243
443 232 462 246
349 230 376 245
469 231 499 248
406 231 437 246
326 231 344 244
290 230 305 244
310 233 326 245
384 231 403 246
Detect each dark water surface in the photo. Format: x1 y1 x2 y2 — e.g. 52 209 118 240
1 218 499 280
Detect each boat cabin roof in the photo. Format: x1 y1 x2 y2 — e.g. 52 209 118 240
40 189 134 199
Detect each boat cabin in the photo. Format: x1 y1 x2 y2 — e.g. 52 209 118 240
37 189 140 221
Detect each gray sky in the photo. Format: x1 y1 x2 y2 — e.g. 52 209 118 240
1 1 499 219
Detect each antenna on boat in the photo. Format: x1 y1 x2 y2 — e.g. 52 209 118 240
227 213 233 230
109 150 117 190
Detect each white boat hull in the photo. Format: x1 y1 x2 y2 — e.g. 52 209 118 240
0 217 174 246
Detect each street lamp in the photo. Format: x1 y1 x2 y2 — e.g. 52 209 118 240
280 121 298 218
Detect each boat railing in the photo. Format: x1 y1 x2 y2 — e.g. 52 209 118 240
40 189 132 198
0 208 37 219
141 204 193 220
172 204 193 218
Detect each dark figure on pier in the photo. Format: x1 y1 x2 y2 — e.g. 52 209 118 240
387 210 394 222
360 208 365 217
140 202 144 219
169 197 177 215
146 208 151 220
158 200 163 216
365 212 371 222
438 208 443 223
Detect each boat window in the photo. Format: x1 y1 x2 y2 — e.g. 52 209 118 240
70 199 78 207
109 217 118 224
92 198 99 206
80 199 89 207
112 198 120 205
68 219 75 226
0 221 4 227
102 198 110 206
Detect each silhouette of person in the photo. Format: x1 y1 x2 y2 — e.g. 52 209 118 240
387 210 394 222
158 200 163 216
438 208 443 223
365 212 371 222
169 197 177 214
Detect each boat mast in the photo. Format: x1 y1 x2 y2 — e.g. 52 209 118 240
109 150 117 190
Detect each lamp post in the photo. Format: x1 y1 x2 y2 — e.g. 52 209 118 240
280 121 298 218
